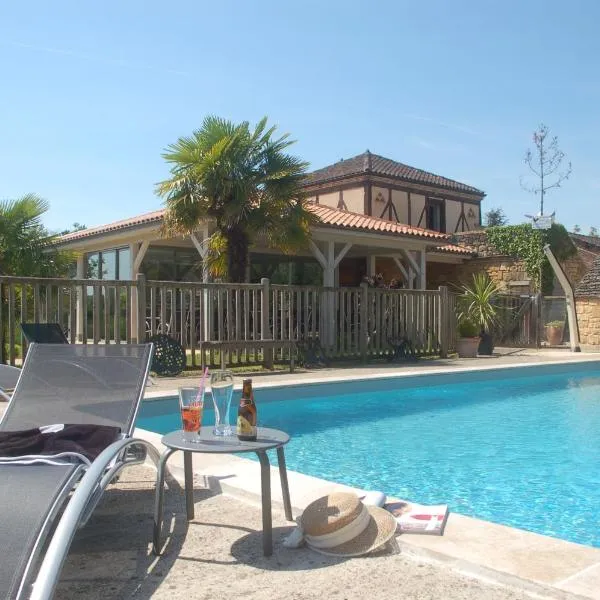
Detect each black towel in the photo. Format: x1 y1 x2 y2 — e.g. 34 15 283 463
0 424 121 461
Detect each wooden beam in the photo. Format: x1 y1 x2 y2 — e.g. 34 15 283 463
133 240 150 273
308 240 327 268
333 242 352 268
190 233 207 258
399 248 419 274
392 256 409 282
419 250 427 289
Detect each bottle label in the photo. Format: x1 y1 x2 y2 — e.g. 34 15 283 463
237 415 256 436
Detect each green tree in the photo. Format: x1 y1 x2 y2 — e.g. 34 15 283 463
484 208 508 227
0 194 73 276
573 224 581 233
157 116 317 282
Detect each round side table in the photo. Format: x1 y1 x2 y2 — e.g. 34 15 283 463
153 427 293 557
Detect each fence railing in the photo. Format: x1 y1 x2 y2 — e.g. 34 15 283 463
0 275 454 368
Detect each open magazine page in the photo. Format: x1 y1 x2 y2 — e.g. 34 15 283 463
385 501 449 535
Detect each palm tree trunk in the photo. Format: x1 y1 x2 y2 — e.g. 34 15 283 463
226 226 250 283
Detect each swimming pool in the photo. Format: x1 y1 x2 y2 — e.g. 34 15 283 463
138 361 600 548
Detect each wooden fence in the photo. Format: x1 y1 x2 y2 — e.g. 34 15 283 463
0 275 455 368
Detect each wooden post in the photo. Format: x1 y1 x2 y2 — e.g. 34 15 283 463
136 273 147 344
261 278 273 369
360 282 368 361
438 286 449 358
419 250 427 290
0 280 4 364
76 255 85 342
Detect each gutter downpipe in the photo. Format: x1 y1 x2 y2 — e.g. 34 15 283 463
543 244 580 352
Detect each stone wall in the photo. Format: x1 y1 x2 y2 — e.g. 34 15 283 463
575 298 600 348
427 257 531 294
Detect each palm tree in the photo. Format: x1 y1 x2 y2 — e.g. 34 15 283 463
0 193 72 276
157 116 317 282
0 194 73 362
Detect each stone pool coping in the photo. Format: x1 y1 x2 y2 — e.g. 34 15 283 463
138 353 600 599
143 351 600 399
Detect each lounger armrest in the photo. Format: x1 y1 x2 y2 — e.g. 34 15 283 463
30 437 155 600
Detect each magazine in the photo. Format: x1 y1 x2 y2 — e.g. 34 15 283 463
385 501 449 535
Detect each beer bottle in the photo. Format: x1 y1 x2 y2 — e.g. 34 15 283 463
237 378 257 441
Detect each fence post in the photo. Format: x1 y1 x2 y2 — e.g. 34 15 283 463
136 273 147 344
359 282 368 361
261 278 273 369
0 280 4 364
533 292 541 349
438 286 449 358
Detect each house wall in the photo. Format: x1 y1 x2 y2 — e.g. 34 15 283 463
427 257 531 294
342 187 364 213
306 180 483 233
392 190 409 223
371 186 388 218
465 203 480 229
316 192 338 209
411 194 426 227
446 200 462 233
575 298 600 348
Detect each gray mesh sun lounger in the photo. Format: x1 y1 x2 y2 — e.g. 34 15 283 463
20 323 69 345
0 364 21 401
0 343 159 600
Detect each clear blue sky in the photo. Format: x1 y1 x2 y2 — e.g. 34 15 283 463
1 0 599 233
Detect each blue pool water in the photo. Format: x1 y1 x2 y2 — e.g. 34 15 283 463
138 362 600 548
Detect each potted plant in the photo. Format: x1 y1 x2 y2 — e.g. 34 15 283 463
545 320 564 346
455 274 501 356
456 318 480 358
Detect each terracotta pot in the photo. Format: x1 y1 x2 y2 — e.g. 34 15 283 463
545 325 564 346
456 337 479 358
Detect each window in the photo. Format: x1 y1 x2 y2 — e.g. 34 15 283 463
425 199 445 232
85 247 130 280
139 246 202 282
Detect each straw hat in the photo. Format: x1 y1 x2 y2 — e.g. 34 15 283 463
299 492 397 557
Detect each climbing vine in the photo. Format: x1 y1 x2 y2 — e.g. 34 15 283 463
486 223 576 294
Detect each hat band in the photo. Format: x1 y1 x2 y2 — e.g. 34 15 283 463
305 505 370 549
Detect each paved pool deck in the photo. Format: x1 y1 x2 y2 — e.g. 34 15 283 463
3 348 600 599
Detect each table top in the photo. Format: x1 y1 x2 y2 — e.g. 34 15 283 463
161 427 290 454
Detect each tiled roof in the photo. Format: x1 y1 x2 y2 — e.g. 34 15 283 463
58 204 450 244
307 204 449 240
58 209 164 242
570 232 600 251
303 151 484 196
432 243 476 256
575 255 600 297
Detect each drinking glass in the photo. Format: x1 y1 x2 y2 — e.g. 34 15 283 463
178 386 204 443
210 370 234 436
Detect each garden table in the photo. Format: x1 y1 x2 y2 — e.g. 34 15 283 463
153 427 292 556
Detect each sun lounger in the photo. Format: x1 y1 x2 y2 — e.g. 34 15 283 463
0 343 159 600
0 364 21 401
20 323 69 345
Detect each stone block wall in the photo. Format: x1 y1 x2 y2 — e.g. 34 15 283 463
575 298 600 347
427 257 531 293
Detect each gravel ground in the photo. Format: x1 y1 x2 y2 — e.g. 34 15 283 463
54 465 576 600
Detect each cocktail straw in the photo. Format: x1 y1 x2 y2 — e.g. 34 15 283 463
196 366 209 404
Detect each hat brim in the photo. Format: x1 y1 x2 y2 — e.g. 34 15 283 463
306 506 397 557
